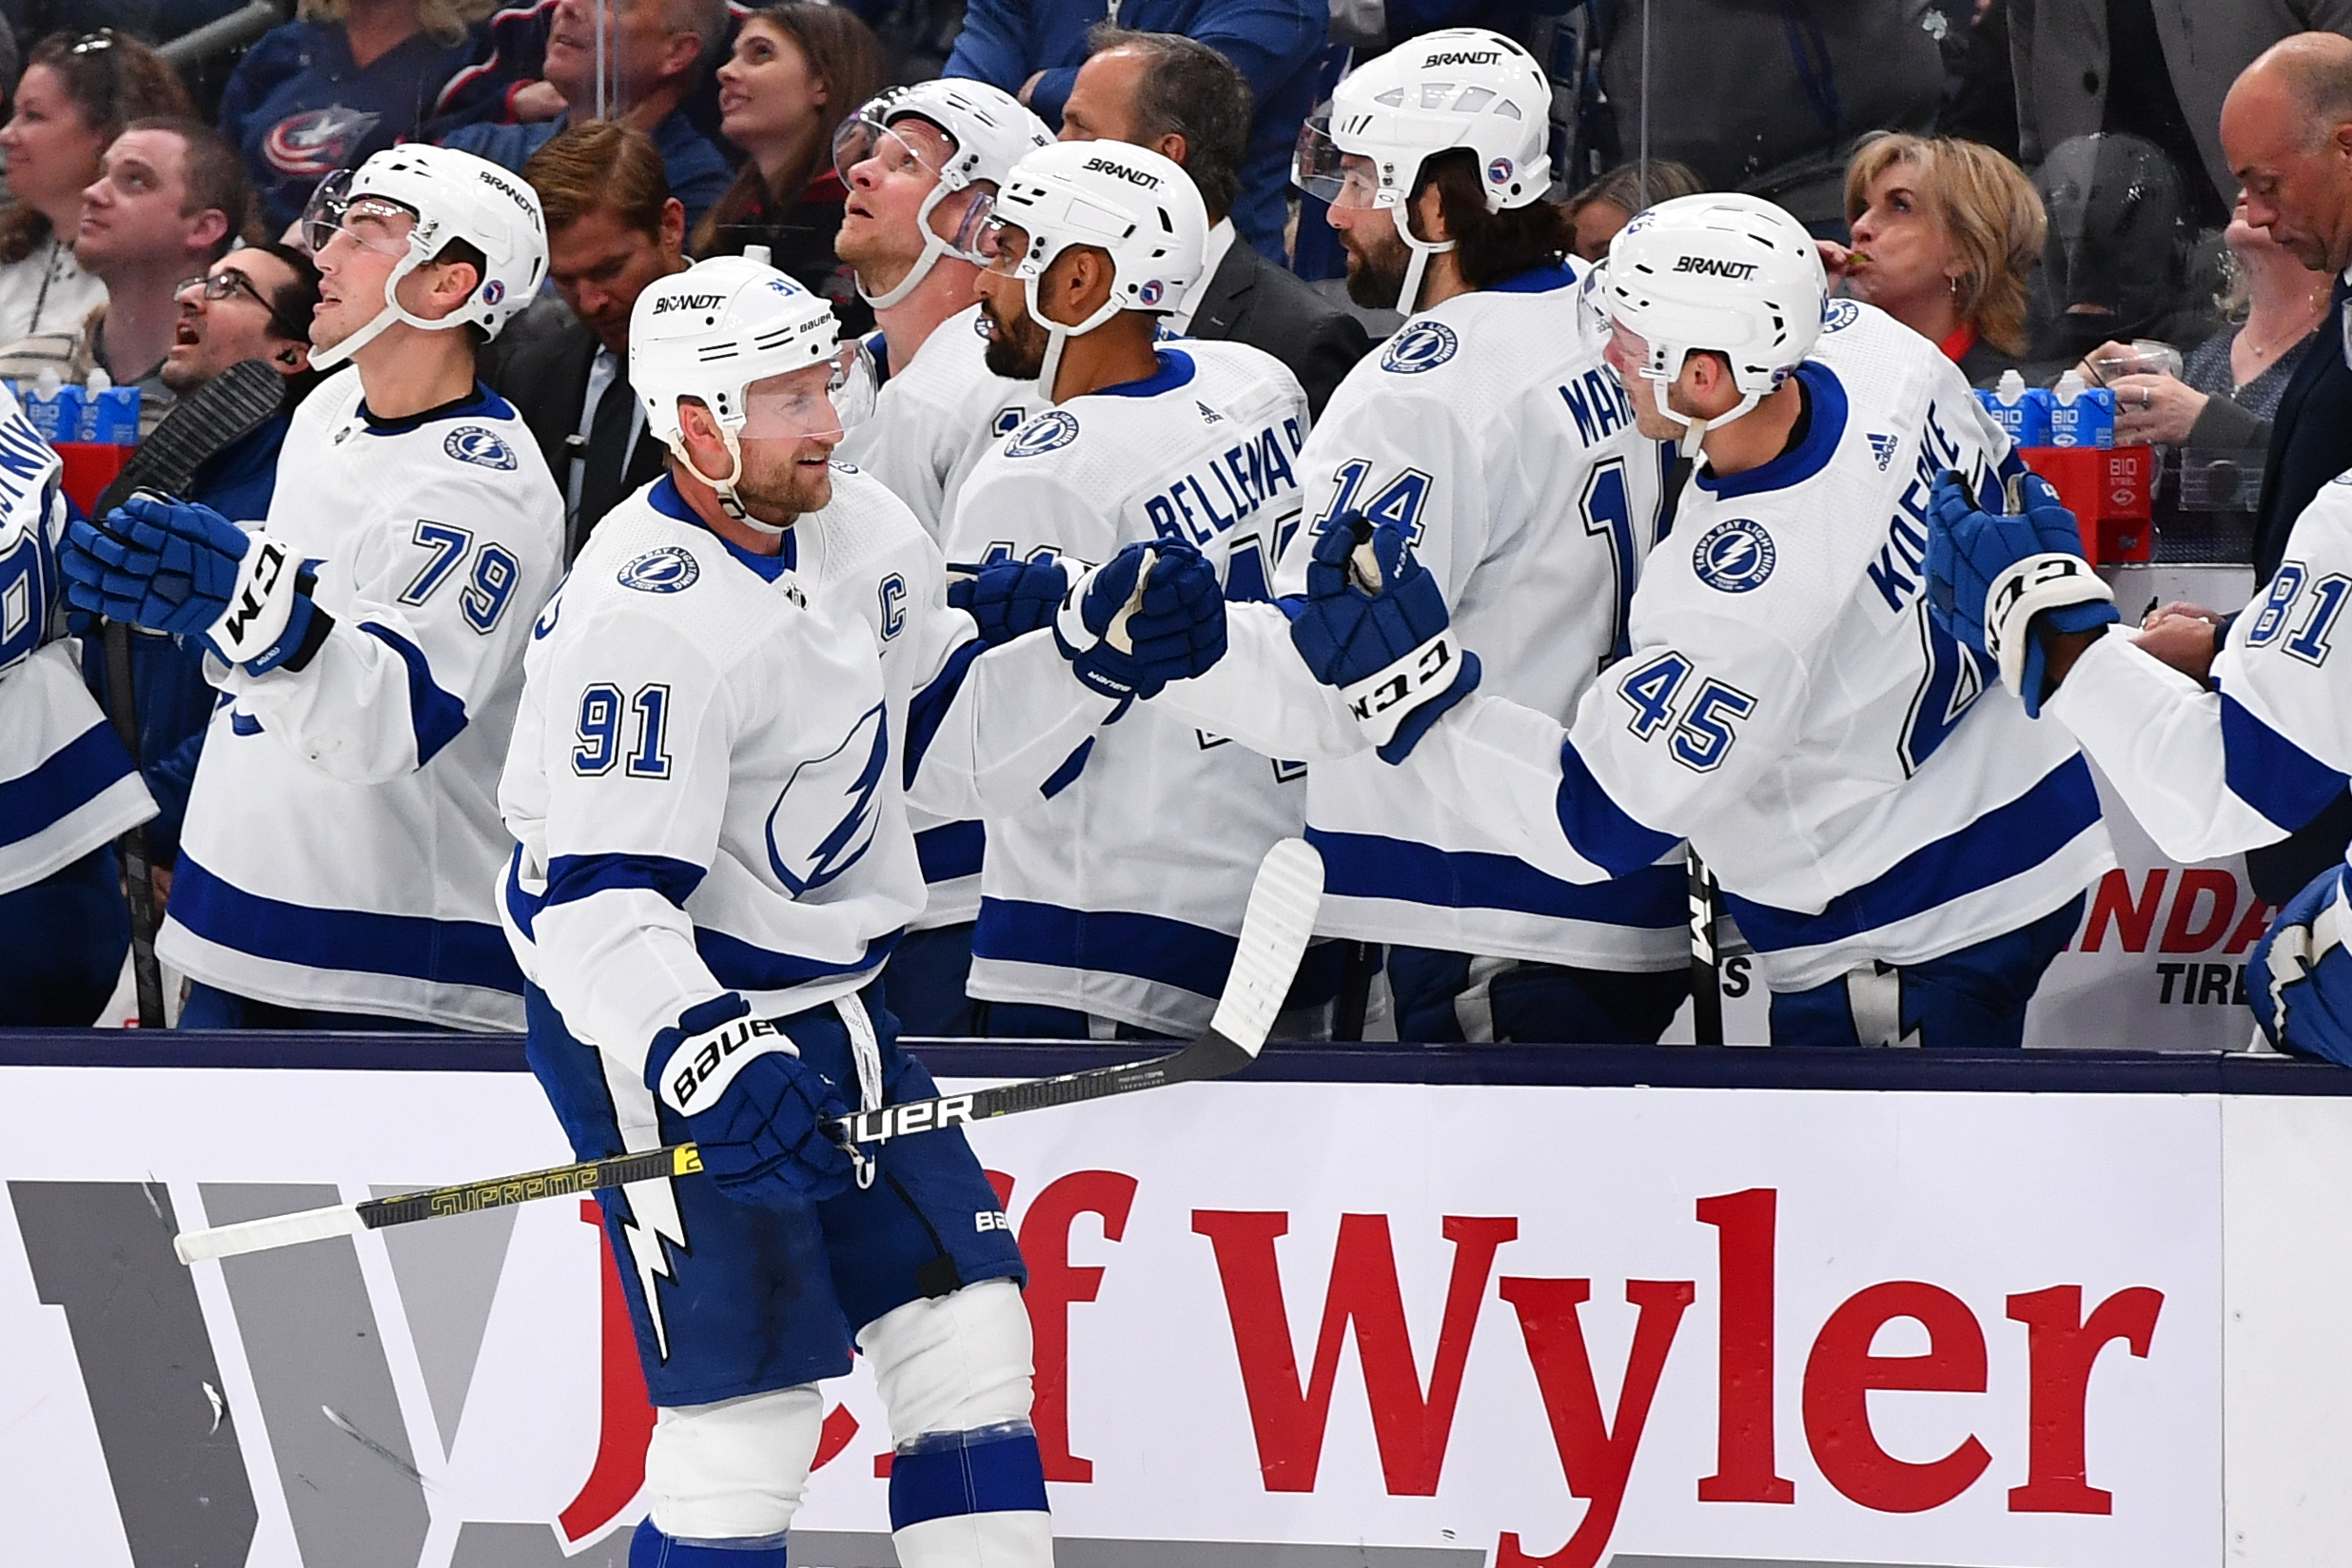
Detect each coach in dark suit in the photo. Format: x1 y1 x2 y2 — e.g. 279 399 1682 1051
1058 25 1371 417
492 123 690 561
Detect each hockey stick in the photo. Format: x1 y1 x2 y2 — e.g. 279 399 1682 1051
173 838 1324 1265
1687 851 1724 1046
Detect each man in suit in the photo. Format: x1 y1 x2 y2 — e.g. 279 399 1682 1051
1058 26 1371 416
496 122 689 559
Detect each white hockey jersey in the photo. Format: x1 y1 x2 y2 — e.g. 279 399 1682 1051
2048 473 2352 862
1396 302 2115 990
158 372 563 1028
838 304 1042 931
0 393 152 893
499 469 1112 1067
1248 262 1687 969
944 342 1313 1033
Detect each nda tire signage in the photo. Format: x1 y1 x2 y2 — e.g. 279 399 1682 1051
0 1067 2225 1566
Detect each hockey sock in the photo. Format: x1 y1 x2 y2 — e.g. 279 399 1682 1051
628 1519 790 1566
888 1421 1052 1568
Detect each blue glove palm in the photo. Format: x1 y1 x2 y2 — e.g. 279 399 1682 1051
1053 539 1226 701
1288 514 1480 763
2251 864 2352 1066
948 554 1075 645
59 493 248 637
1925 469 2117 716
648 994 854 1206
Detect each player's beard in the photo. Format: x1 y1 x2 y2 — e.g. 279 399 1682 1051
983 302 1049 381
732 438 836 522
1341 224 1412 311
836 221 920 299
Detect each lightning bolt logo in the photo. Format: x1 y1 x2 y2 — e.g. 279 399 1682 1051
616 1174 688 1361
1692 518 1777 594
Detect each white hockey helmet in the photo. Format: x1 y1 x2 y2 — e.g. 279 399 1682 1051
630 255 874 530
1294 28 1553 313
1604 191 1826 446
833 79 1052 309
301 143 548 370
983 139 1206 395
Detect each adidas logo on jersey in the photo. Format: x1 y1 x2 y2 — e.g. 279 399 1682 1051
1869 433 1900 470
1197 401 1225 424
1674 255 1758 281
1080 155 1160 189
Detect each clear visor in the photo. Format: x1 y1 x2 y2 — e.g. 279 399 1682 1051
832 112 951 186
976 212 1031 276
738 343 879 441
299 169 415 260
1604 319 1661 382
1293 117 1381 207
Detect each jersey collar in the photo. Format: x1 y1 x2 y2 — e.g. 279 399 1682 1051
1484 262 1580 295
357 382 517 435
1088 347 1196 400
1693 361 1849 501
647 473 796 578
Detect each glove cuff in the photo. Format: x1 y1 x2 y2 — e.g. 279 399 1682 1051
205 530 304 667
1341 626 1470 748
651 1003 800 1115
1985 552 2112 701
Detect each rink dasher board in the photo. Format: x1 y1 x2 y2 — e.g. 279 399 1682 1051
0 1043 2346 1568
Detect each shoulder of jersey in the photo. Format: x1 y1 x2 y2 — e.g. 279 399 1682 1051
803 462 931 586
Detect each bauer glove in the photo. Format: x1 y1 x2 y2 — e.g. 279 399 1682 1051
647 993 854 1206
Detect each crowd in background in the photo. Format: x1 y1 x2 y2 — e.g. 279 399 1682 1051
0 0 2346 1029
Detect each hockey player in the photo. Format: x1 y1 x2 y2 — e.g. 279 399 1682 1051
1177 29 1692 1042
0 391 155 1024
501 255 1225 1564
1230 194 2114 1048
946 139 1320 1037
59 144 562 1029
831 79 1050 1033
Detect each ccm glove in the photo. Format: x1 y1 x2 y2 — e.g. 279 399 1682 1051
1288 514 1480 763
59 492 323 674
2251 864 2352 1066
647 993 854 1205
948 553 1082 645
1052 539 1227 702
1925 469 2117 717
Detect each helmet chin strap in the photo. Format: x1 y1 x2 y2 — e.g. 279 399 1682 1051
1649 356 1765 460
1027 271 1123 402
1388 196 1456 316
676 427 788 534
858 184 956 310
309 249 467 372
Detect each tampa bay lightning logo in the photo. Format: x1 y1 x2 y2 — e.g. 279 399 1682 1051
1821 299 1861 332
1382 321 1458 375
444 425 518 469
618 546 700 593
1006 410 1080 458
1693 519 1776 593
766 702 889 896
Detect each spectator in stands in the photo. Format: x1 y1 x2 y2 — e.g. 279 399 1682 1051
0 32 189 344
1563 159 1705 262
0 118 252 436
1057 27 1368 416
693 3 883 330
495 122 686 557
87 243 323 906
1819 132 2046 385
439 0 733 232
2029 130 2215 368
943 0 1323 261
218 0 486 235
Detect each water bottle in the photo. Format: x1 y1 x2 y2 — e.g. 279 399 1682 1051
1975 369 2051 448
22 367 84 444
2046 369 2116 449
80 367 141 444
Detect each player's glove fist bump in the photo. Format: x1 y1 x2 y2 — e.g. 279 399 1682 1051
1925 470 2116 717
2251 863 2352 1067
648 992 854 1205
1289 514 1480 764
949 552 1082 645
1054 539 1226 702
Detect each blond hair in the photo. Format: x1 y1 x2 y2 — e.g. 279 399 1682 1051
297 0 494 49
1845 133 2046 358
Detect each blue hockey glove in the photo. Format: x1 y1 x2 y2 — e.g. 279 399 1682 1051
1925 469 2117 717
59 492 319 674
1288 514 1480 764
948 553 1080 645
1052 539 1226 702
647 993 854 1206
2250 863 2352 1066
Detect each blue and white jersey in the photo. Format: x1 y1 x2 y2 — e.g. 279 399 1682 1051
1245 264 1687 970
2048 471 2352 863
500 468 1110 1071
1400 303 2114 990
158 370 564 1028
944 341 1312 1034
0 389 152 892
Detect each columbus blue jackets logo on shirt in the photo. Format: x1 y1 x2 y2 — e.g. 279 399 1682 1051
262 106 380 178
618 546 700 593
767 702 888 896
1693 519 1776 593
444 426 518 470
1006 410 1080 458
1382 321 1459 375
1821 299 1861 332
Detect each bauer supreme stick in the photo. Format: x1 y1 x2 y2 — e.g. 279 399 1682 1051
173 838 1324 1265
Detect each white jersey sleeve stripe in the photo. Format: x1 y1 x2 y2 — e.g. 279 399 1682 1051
1307 826 1684 927
2219 687 2348 830
354 620 471 764
171 851 525 991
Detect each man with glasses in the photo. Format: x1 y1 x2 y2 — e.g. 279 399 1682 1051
60 144 563 1031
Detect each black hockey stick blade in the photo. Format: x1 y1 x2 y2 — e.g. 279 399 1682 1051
93 358 284 518
1687 851 1723 1046
833 836 1324 1147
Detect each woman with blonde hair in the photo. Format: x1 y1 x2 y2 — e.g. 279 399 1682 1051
0 31 190 343
1822 132 2046 385
219 0 489 231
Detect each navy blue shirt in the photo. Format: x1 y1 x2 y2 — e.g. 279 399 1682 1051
440 108 734 236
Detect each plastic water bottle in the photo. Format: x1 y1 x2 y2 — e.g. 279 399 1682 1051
22 367 83 444
1975 369 2051 448
2046 369 2116 449
80 367 140 444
